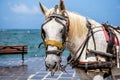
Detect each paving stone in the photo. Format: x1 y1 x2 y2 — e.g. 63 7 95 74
47 74 59 78
0 57 79 80
61 73 73 77
0 76 17 80
58 77 72 80
72 76 80 80
44 78 57 80
37 72 47 76
32 76 43 79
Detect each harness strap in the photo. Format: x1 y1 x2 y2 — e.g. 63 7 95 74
86 20 97 60
45 40 63 49
63 20 98 70
102 26 109 42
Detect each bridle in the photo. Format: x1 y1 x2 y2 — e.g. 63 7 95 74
41 13 70 55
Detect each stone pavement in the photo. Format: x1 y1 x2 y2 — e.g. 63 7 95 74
0 57 80 80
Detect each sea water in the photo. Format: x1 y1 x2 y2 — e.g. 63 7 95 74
0 29 69 58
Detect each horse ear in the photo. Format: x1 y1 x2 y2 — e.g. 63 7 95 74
59 0 66 13
39 2 48 15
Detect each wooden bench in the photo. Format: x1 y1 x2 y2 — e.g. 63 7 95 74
0 45 28 64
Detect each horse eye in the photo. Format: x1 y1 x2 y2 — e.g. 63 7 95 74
42 29 45 34
41 29 46 39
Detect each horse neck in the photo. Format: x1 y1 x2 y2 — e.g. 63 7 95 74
66 12 88 53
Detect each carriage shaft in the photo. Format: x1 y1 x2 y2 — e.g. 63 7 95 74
88 49 115 58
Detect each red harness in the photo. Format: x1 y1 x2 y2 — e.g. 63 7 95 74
102 26 119 45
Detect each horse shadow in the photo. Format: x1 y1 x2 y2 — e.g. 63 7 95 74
0 65 28 76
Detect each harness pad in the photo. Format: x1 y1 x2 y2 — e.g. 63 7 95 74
102 26 119 45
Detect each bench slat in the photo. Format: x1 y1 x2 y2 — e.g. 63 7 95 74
0 50 27 54
0 45 27 54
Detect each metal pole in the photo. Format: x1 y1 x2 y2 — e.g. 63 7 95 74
87 49 114 58
116 45 120 68
22 46 24 65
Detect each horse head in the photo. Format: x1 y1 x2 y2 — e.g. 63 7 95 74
39 0 69 75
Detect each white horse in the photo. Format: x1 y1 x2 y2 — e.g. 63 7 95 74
39 0 120 80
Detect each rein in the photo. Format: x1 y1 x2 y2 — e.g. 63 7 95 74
61 20 97 71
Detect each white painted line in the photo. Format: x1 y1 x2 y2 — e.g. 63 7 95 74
27 71 40 80
72 71 76 77
41 72 50 80
57 72 63 79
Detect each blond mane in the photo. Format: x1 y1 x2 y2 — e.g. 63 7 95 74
66 11 102 40
47 8 101 41
67 11 87 39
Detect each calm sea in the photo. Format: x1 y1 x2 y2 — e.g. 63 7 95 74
0 29 69 58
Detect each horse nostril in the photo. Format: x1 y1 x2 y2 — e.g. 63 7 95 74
46 62 57 69
53 62 57 68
